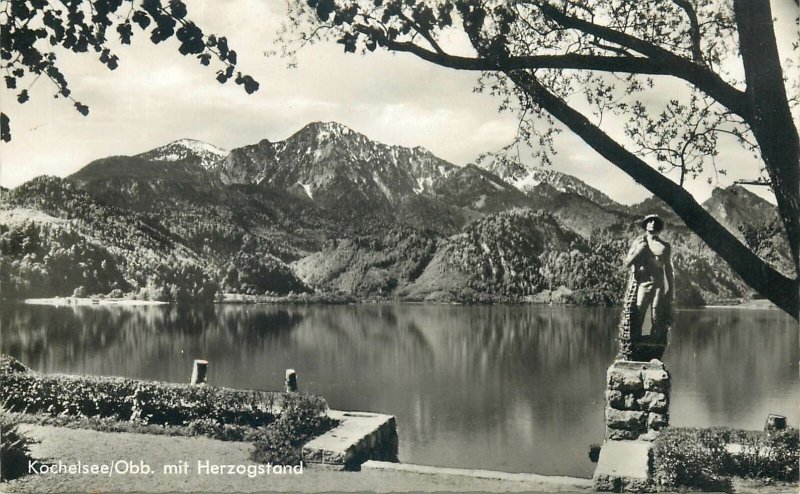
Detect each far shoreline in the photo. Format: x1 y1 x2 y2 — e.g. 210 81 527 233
23 297 168 307
16 294 781 310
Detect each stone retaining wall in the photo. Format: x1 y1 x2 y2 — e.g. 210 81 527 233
302 410 398 470
605 360 670 441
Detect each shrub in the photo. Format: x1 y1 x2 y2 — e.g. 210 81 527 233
0 355 29 375
653 427 799 492
727 429 799 482
0 371 283 427
0 358 329 436
0 412 36 482
250 396 338 466
652 427 733 492
4 410 267 443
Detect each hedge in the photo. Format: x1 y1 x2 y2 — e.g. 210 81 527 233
652 427 799 491
0 355 327 431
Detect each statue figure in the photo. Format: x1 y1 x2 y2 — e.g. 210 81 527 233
618 214 674 361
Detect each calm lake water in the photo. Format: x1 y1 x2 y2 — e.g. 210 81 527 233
1 303 797 478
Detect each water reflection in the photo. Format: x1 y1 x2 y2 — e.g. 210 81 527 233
1 303 796 478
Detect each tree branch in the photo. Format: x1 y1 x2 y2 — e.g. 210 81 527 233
672 0 704 63
506 69 798 318
529 1 752 118
398 12 444 55
381 35 750 122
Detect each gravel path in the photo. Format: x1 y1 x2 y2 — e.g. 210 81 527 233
3 425 589 493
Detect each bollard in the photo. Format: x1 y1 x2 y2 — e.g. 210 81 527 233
191 359 208 385
588 444 601 463
285 369 297 393
764 414 787 432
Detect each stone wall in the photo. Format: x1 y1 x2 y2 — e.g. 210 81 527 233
303 411 398 470
605 360 670 441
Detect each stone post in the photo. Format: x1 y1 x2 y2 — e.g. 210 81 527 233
605 360 670 441
765 414 787 432
285 369 297 393
191 359 208 385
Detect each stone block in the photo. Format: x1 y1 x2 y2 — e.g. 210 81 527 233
303 410 398 469
606 408 646 430
593 474 620 492
323 449 345 464
608 390 641 410
607 429 641 440
593 440 652 492
642 368 670 392
606 390 625 409
638 430 660 442
608 366 643 392
647 412 669 430
637 391 668 413
623 477 653 492
304 448 323 462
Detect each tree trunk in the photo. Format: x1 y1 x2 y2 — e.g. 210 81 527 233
733 0 800 288
507 70 799 319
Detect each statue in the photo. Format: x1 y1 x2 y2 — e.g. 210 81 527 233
617 214 674 361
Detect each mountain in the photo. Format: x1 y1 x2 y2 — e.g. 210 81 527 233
702 185 780 234
2 121 785 306
1 175 313 300
429 164 533 214
478 155 621 209
69 155 224 210
137 138 228 170
215 122 456 214
291 226 439 298
549 193 631 238
702 185 792 276
399 210 617 303
626 196 682 225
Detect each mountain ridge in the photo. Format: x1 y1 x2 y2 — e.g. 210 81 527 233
1 121 787 306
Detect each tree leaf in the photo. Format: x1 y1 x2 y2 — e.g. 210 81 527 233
1 113 10 142
132 11 151 29
117 23 133 44
169 0 188 19
74 102 89 116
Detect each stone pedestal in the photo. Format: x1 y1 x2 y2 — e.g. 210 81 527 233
593 440 653 492
594 360 671 491
605 360 670 441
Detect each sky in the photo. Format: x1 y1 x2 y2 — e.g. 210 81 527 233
1 0 798 205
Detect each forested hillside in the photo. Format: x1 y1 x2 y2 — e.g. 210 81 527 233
0 122 785 306
0 177 308 301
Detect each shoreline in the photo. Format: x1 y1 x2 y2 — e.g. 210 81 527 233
17 294 779 310
23 297 168 307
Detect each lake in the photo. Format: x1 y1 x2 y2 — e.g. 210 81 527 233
1 303 797 478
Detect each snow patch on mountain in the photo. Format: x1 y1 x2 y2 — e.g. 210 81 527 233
173 138 228 157
512 172 542 191
298 182 314 199
478 157 620 208
414 177 434 194
138 138 228 170
487 176 507 191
